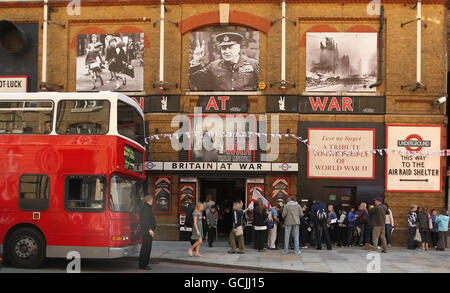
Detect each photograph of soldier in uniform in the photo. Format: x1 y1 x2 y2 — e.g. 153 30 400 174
189 28 259 92
76 33 144 92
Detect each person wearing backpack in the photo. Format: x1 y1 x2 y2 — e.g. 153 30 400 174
282 196 303 254
311 199 332 250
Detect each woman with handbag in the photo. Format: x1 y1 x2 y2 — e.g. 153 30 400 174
105 37 128 91
253 198 268 252
228 201 245 254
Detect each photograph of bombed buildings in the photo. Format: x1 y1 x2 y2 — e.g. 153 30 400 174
306 33 377 92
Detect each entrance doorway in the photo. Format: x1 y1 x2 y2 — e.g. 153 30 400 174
200 178 246 238
324 186 356 211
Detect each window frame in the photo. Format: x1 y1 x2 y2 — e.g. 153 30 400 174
64 174 107 213
0 100 54 135
55 99 110 135
108 175 143 214
117 100 145 146
18 174 50 211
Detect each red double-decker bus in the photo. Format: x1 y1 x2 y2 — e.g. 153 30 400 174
0 92 146 268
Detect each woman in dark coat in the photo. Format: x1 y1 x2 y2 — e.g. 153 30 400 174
417 206 430 251
253 198 268 252
105 37 128 90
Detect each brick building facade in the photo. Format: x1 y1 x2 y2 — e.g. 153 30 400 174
0 0 448 244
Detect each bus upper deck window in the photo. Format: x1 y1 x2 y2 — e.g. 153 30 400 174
0 101 53 134
56 100 109 135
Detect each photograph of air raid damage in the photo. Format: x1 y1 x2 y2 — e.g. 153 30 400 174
0 0 449 274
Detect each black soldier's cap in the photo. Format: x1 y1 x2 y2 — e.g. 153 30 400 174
216 32 244 47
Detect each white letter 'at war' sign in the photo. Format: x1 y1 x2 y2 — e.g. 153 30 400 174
386 125 442 192
307 128 375 179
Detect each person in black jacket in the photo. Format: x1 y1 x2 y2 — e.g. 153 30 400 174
139 194 157 270
253 199 268 252
311 200 332 250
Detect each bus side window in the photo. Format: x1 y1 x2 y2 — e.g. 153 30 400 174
64 175 106 211
19 174 50 211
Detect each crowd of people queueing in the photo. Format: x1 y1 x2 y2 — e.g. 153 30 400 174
183 195 449 257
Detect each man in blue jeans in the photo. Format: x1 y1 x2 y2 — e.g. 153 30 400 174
282 196 303 254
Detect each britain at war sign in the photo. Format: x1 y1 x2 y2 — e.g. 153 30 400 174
386 125 442 192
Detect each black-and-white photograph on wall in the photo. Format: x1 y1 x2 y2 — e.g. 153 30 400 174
306 33 377 92
76 33 144 92
189 27 259 92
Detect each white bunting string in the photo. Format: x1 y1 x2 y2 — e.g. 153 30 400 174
145 131 450 157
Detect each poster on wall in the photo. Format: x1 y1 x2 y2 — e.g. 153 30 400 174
188 114 257 162
307 128 375 179
189 27 259 92
76 33 144 92
153 176 171 214
306 33 377 92
179 183 196 214
271 177 289 208
386 125 442 192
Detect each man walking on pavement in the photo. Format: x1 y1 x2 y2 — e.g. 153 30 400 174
369 197 388 253
311 199 332 250
282 196 303 254
139 194 157 270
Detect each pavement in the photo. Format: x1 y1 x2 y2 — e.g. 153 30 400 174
146 241 450 273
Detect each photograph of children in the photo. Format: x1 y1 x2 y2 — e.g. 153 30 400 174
76 33 144 92
306 32 377 92
189 27 259 92
153 176 171 214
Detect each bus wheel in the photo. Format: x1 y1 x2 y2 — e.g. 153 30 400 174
6 228 45 268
